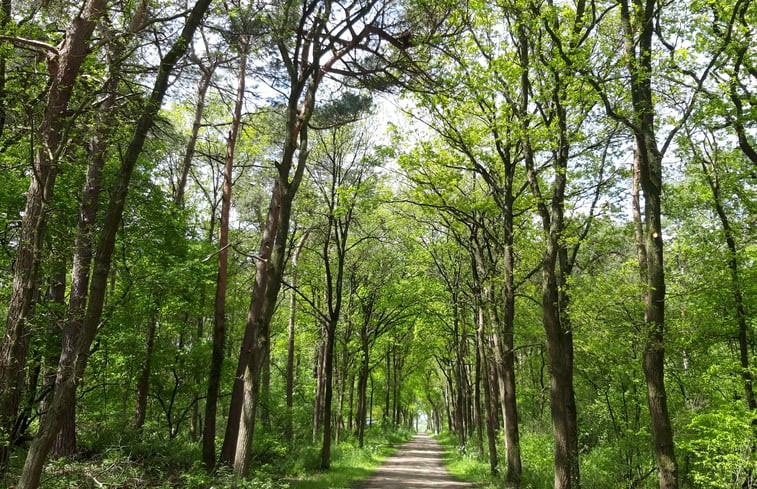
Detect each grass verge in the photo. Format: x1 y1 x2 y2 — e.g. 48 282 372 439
285 428 412 489
435 432 498 489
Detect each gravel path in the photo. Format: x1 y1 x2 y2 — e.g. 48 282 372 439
356 433 473 489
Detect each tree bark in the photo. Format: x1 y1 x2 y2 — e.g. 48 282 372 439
321 322 337 468
519 17 580 487
223 0 326 466
52 73 114 458
313 327 327 443
474 333 484 458
499 145 522 487
227 182 282 470
356 347 369 446
285 229 309 441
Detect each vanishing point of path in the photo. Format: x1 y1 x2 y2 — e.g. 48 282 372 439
356 433 473 489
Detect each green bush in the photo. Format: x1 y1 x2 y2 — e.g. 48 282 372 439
681 401 756 489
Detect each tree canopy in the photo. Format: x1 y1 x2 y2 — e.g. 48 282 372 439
0 0 755 488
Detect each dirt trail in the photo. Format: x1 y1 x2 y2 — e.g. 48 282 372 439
356 433 473 489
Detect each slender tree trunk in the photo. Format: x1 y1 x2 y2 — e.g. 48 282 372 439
453 304 466 449
519 16 579 485
620 0 678 484
357 355 369 446
385 351 391 421
0 0 11 139
174 61 214 206
474 339 484 459
0 0 105 462
313 327 327 443
15 2 212 485
286 229 309 441
321 323 337 468
203 43 247 469
347 372 355 433
285 283 297 438
501 159 522 486
34 267 64 453
477 305 498 474
53 77 113 458
700 160 755 413
134 309 158 429
224 15 317 467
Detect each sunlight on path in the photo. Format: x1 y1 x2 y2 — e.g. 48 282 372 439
356 434 472 489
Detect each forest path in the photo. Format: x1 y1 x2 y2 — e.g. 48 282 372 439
355 433 473 488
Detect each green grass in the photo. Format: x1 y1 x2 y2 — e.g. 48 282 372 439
285 428 412 489
435 432 499 489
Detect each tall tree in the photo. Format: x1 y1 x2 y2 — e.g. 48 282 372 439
0 0 107 463
310 123 371 469
202 15 250 468
223 0 419 473
589 0 706 483
15 0 213 486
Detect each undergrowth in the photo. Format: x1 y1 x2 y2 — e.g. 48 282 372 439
0 424 413 488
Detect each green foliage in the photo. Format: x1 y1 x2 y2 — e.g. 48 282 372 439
680 402 756 488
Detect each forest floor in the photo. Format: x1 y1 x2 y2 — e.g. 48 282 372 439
354 434 473 489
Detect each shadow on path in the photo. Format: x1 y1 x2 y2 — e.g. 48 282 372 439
355 433 473 489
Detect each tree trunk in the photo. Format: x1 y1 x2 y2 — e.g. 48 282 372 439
700 159 755 413
519 17 579 486
620 0 678 483
174 60 214 206
53 75 114 458
0 0 11 139
134 309 158 430
313 327 327 443
15 1 212 485
452 304 467 449
203 43 247 469
320 323 337 468
285 283 297 438
347 372 355 434
286 229 309 441
356 355 369 446
0 0 105 462
476 305 498 474
474 336 484 458
384 351 391 421
32 268 64 454
226 182 281 470
501 153 522 486
224 10 318 465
